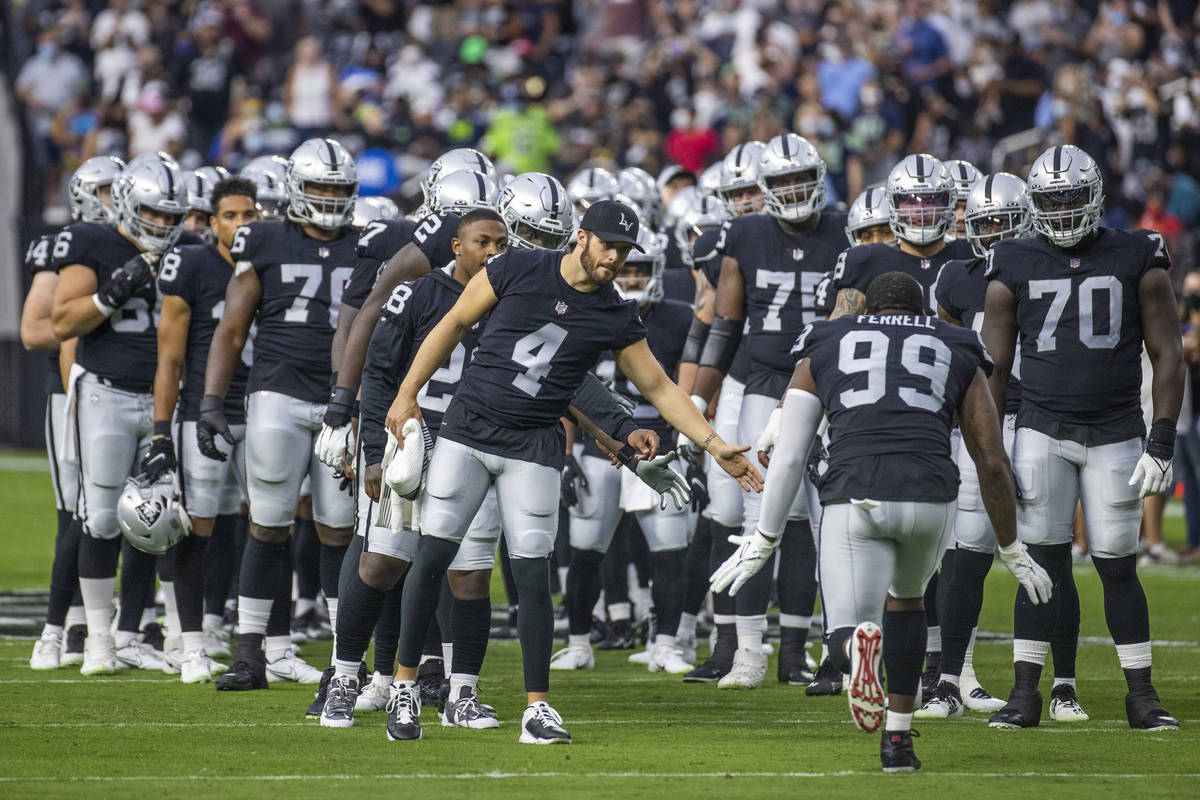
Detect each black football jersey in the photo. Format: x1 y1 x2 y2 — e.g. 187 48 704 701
716 211 848 394
793 314 991 503
986 228 1169 445
230 220 358 402
448 247 646 436
342 214 459 310
359 263 483 465
584 298 692 457
158 244 250 422
831 238 973 315
935 256 1021 415
25 232 63 393
53 222 158 390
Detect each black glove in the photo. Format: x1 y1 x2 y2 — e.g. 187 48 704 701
95 253 156 313
197 394 235 461
141 421 177 482
805 439 828 487
323 385 356 428
682 448 709 513
561 454 588 508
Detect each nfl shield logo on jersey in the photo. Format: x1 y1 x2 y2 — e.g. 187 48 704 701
793 248 805 261
1070 258 1080 269
555 300 568 315
920 259 931 270
318 246 330 259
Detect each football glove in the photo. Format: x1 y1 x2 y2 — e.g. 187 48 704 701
94 252 157 315
315 386 357 469
633 451 690 511
680 447 709 512
197 394 235 461
561 453 587 508
709 528 779 596
997 540 1053 605
1129 419 1176 497
140 423 177 482
754 406 782 461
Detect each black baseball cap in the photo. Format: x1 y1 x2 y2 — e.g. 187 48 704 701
580 200 644 251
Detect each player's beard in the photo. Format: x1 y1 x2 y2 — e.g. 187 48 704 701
580 244 616 287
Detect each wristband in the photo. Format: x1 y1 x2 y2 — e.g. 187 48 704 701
616 445 639 470
1147 418 1176 460
153 420 173 439
92 293 116 317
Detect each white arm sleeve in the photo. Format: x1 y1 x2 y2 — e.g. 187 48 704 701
757 388 824 538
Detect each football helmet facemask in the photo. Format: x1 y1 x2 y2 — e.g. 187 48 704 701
757 133 827 223
885 153 956 246
115 155 189 253
499 172 572 251
965 172 1031 258
68 155 126 224
1026 144 1103 248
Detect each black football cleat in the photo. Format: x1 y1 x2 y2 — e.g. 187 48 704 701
988 687 1042 729
596 619 636 650
1126 687 1180 731
416 658 444 706
880 729 921 772
386 682 423 741
215 657 268 691
682 655 732 683
305 666 335 717
806 658 844 696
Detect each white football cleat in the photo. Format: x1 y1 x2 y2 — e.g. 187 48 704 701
80 634 118 676
203 623 232 659
915 680 964 719
648 641 694 674
848 622 886 732
265 647 324 683
717 647 767 689
961 675 1006 713
1049 684 1090 721
29 631 62 670
355 672 392 711
627 648 651 665
180 650 224 684
549 644 594 671
116 641 167 671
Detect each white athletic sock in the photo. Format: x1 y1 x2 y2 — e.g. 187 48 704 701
1052 676 1076 690
449 672 478 700
264 635 292 661
779 614 811 630
926 625 941 653
735 615 766 651
964 627 978 669
557 566 569 593
66 605 86 628
938 673 960 688
677 612 698 642
374 671 393 687
1012 638 1050 666
140 605 156 630
885 711 913 732
441 643 453 671
41 623 64 638
325 597 338 638
236 596 272 636
1115 641 1152 670
332 659 360 679
203 613 223 632
655 633 678 648
608 602 631 622
631 585 652 617
568 634 590 649
294 597 316 618
181 631 205 654
80 577 116 638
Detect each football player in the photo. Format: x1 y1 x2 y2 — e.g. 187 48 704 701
381 200 761 743
239 155 288 219
567 167 620 218
183 166 231 239
150 177 260 682
945 159 981 240
556 228 694 674
24 155 125 669
50 154 188 675
713 271 1050 772
981 144 1184 731
203 138 360 690
690 134 842 689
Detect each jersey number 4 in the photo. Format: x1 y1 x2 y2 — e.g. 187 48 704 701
838 330 950 412
511 322 568 397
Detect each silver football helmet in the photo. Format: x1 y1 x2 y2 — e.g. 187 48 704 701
361 195 400 220
187 167 229 215
286 138 358 230
946 160 981 202
1026 144 1103 248
845 187 895 247
240 154 288 218
117 473 191 555
499 172 572 251
352 197 388 228
697 163 723 199
422 148 496 201
674 194 729 268
615 227 666 306
885 154 956 246
115 156 189 253
717 140 767 216
68 155 125 224
617 167 662 230
567 167 619 214
428 169 500 216
964 172 1032 258
757 133 826 222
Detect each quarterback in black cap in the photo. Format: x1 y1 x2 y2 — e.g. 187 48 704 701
573 199 646 287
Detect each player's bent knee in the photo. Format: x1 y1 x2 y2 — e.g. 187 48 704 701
191 517 215 537
448 569 491 600
250 523 290 544
315 524 352 547
359 550 406 590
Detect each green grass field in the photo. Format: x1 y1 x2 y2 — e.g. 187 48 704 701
1 458 1198 798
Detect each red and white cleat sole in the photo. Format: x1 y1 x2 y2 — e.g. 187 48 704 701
849 622 886 733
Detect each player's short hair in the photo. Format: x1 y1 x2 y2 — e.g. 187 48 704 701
210 177 258 215
457 208 505 235
865 271 924 315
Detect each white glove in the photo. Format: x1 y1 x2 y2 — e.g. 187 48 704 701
634 451 691 511
1128 451 1173 497
754 406 782 460
383 418 431 499
709 528 779 596
997 540 1053 605
314 423 354 470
